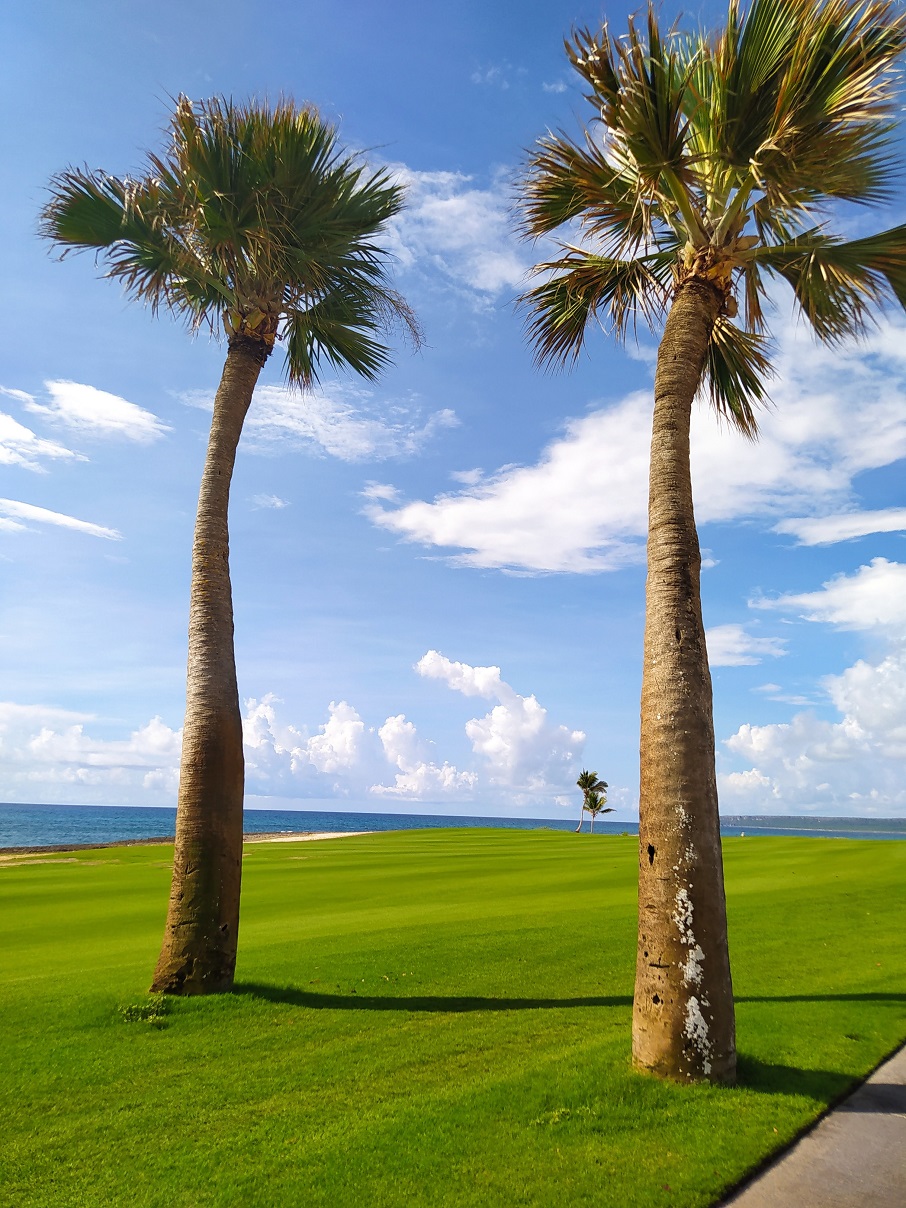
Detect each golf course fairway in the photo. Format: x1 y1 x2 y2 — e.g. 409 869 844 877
2 828 904 1207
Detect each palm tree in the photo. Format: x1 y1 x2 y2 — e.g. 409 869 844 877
584 789 615 834
576 768 608 831
520 0 906 1082
41 97 418 995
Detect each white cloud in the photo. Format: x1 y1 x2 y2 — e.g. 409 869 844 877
368 316 906 574
305 701 367 773
754 559 906 635
25 380 169 442
774 508 906 545
0 498 121 540
361 482 402 503
721 648 906 814
243 695 368 788
0 702 181 799
251 494 289 509
542 80 568 94
0 409 83 472
186 383 457 462
386 168 531 299
706 624 787 667
416 650 586 791
371 713 476 797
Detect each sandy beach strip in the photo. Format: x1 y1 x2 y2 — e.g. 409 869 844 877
0 831 374 859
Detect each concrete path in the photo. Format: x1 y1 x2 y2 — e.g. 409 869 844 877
721 1043 906 1207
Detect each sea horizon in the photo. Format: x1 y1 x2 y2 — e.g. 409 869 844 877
2 800 905 849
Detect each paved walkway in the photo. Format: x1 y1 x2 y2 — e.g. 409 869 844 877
721 1043 906 1207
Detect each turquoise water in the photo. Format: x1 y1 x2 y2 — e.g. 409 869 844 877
1 802 904 849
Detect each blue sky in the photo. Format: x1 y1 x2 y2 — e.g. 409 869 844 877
3 0 906 819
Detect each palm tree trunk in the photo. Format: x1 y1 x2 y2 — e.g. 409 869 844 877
151 335 267 994
631 278 736 1084
576 803 585 832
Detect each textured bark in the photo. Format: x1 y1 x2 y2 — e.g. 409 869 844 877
151 335 267 994
632 279 736 1083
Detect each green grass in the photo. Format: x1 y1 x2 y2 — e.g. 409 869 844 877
1 829 904 1207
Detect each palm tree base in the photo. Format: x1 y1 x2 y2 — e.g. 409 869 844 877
150 948 236 995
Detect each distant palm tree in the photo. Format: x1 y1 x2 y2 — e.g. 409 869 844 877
521 0 906 1082
584 790 616 834
576 769 608 831
42 97 418 995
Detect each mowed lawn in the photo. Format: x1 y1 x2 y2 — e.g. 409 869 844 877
2 829 904 1208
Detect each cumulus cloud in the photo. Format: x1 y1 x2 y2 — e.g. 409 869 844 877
721 648 906 814
706 624 787 667
0 702 181 799
753 558 906 634
184 383 457 462
0 408 83 472
242 696 369 794
23 380 169 442
371 714 476 797
368 316 906 574
0 498 121 540
721 558 906 815
0 652 594 808
416 650 586 791
386 168 531 299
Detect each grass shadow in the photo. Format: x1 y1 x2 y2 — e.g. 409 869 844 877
737 992 906 1005
233 983 633 1012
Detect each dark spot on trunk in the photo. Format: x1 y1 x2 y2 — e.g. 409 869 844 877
675 627 682 643
647 844 656 865
219 923 229 935
652 994 661 1004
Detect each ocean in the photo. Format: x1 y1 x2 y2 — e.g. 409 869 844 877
1 802 905 849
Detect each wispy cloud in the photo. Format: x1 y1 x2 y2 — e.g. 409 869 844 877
706 624 787 667
24 380 169 442
386 167 532 301
774 508 906 546
0 498 122 540
187 383 457 463
251 494 289 510
0 407 83 473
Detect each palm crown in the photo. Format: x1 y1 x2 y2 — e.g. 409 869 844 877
41 96 418 384
520 0 906 435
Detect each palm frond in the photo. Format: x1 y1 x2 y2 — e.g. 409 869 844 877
41 95 416 380
566 12 703 231
702 317 773 437
521 249 675 366
758 224 906 341
520 132 653 253
283 278 407 386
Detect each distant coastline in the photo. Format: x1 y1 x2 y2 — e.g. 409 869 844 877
1 801 904 851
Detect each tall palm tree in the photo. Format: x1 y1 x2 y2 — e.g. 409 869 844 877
520 0 906 1082
576 768 608 831
41 97 418 995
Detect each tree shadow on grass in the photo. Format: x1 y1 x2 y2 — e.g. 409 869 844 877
233 983 633 1012
735 1054 857 1100
233 984 906 1014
